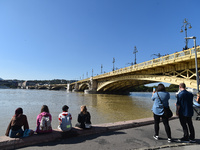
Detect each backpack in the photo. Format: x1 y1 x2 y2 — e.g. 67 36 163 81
39 115 51 131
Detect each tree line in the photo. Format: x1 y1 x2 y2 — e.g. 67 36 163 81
130 84 179 92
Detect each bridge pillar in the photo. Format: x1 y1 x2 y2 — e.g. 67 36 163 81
84 77 97 94
67 83 72 92
72 83 79 92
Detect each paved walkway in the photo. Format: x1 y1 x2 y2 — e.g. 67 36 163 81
1 117 200 150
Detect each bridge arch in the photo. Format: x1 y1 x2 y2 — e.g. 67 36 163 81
97 75 197 92
79 83 90 91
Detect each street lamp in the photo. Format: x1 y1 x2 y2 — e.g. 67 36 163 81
112 57 115 71
180 18 192 50
185 36 199 93
133 46 138 64
101 64 103 74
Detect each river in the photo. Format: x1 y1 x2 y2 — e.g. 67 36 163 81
0 89 177 136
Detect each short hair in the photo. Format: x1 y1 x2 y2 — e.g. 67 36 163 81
40 105 49 113
62 105 69 111
157 83 166 92
179 83 186 89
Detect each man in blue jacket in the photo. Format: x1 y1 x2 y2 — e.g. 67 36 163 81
176 83 195 142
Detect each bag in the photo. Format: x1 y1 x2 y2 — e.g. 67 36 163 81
163 107 173 118
40 115 52 131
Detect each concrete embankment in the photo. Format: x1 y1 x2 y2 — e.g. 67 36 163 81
0 117 163 150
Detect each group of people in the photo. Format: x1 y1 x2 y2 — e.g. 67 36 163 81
5 82 197 142
5 105 92 138
152 83 196 143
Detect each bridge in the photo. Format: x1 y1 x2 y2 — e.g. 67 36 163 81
69 46 200 94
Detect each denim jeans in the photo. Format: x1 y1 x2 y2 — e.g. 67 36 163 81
9 128 23 138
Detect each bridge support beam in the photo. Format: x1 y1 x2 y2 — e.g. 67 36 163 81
84 77 97 94
67 83 72 92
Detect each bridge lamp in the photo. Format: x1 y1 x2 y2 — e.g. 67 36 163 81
133 46 138 64
185 36 199 92
180 18 192 50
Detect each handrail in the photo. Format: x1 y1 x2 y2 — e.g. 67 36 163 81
73 46 200 84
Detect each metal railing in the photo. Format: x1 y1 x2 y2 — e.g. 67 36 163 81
94 46 200 79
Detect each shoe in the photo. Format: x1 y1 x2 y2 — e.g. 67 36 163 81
189 139 196 143
178 137 189 142
153 135 159 140
168 138 172 143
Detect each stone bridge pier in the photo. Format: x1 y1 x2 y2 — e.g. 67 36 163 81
84 77 97 94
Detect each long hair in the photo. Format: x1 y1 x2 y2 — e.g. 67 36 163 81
81 105 87 114
14 107 23 117
157 83 166 92
40 105 50 113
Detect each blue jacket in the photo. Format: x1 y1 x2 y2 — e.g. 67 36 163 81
152 91 170 115
176 90 194 117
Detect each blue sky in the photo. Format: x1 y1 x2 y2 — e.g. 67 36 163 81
0 0 200 80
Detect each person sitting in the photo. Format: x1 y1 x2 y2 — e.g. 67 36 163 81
194 93 200 107
36 105 52 134
5 107 30 138
58 105 72 132
75 105 92 129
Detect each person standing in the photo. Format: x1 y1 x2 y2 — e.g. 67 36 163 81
58 105 72 132
176 83 195 142
151 83 172 142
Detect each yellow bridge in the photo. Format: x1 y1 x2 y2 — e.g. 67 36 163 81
69 46 200 94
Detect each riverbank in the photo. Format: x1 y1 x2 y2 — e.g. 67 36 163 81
2 116 199 150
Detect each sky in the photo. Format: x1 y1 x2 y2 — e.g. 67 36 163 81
0 0 200 81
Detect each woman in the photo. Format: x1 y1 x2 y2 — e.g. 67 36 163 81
75 105 91 129
5 108 29 138
36 105 52 134
151 83 172 142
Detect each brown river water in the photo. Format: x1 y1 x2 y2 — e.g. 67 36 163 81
0 89 177 136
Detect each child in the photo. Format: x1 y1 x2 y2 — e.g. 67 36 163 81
58 105 72 131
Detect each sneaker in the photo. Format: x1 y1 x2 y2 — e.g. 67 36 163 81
153 135 159 140
168 138 172 143
189 139 196 143
178 137 189 142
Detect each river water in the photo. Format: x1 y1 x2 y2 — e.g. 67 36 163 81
0 89 177 136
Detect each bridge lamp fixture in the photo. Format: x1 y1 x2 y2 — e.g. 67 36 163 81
180 18 192 50
185 36 199 92
133 46 138 64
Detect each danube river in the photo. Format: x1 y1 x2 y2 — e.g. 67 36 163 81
0 89 177 136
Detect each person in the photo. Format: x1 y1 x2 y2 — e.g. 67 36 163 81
58 105 72 132
36 105 52 134
5 108 29 138
151 83 172 142
176 83 195 142
75 105 92 129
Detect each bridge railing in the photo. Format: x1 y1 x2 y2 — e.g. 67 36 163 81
93 46 200 80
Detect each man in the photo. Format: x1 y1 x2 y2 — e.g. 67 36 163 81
176 83 195 142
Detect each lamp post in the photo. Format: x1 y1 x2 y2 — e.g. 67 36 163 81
185 36 199 93
180 18 192 50
133 46 138 64
101 64 103 74
112 57 115 71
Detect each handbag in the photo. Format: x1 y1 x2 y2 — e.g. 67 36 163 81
157 92 173 118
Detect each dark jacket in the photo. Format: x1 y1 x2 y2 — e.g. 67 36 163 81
5 114 29 136
177 90 194 117
77 112 91 128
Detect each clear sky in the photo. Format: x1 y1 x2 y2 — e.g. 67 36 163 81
0 0 200 80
